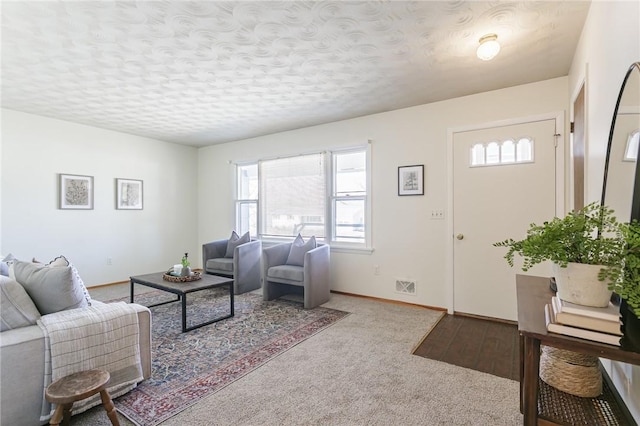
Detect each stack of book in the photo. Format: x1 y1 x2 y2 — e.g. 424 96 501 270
544 296 622 346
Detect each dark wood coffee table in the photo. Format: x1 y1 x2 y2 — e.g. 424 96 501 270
130 272 234 332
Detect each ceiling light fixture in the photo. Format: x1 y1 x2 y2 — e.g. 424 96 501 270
477 34 500 61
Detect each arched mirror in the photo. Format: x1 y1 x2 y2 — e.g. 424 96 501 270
601 62 640 351
601 62 640 223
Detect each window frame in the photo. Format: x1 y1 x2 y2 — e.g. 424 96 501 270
328 146 372 250
469 137 535 167
234 143 372 252
235 163 259 237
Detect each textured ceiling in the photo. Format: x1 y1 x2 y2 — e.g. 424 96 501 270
1 1 590 147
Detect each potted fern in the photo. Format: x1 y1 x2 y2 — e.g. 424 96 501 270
494 202 624 307
599 221 640 348
600 221 640 316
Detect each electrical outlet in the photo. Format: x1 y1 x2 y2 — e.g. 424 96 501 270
431 209 444 219
107 257 112 266
374 265 380 275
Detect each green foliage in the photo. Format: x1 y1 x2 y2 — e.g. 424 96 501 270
493 202 623 271
599 221 640 317
181 252 190 268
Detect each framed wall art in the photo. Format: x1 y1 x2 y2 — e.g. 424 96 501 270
116 178 143 210
59 174 94 209
398 165 424 196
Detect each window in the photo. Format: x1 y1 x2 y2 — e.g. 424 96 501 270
470 137 534 167
236 164 258 236
624 130 639 161
471 143 484 166
331 150 367 244
486 142 500 164
260 153 326 239
516 138 533 162
501 139 515 163
235 146 370 249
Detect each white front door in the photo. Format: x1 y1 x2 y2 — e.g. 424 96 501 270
452 119 558 320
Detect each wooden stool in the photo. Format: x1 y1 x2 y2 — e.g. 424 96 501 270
45 369 120 426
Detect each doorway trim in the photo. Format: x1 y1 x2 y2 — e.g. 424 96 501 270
445 111 565 315
570 64 589 211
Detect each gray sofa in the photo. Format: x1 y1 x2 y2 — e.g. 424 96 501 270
263 241 330 309
0 273 151 426
202 237 262 294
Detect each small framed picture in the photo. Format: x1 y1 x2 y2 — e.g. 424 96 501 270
116 178 143 210
59 174 94 209
398 165 424 196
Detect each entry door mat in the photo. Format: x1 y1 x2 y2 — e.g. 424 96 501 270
115 290 350 425
413 314 519 381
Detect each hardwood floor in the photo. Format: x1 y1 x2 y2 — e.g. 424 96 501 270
413 314 520 381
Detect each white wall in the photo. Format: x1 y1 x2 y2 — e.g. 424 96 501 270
198 76 568 308
570 1 640 203
1 109 199 286
569 1 640 420
0 109 3 249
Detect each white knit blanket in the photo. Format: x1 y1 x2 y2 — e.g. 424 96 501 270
38 301 143 421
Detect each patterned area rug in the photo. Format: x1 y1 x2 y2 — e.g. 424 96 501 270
114 289 349 425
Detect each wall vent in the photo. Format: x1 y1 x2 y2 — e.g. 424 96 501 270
395 279 416 295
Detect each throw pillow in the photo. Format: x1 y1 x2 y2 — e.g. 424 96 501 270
0 276 41 331
1 253 15 277
13 260 89 315
225 231 250 258
286 234 317 267
46 255 92 306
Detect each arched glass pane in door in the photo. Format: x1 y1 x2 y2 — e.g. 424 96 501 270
502 139 516 163
517 138 533 162
486 142 500 164
470 143 485 166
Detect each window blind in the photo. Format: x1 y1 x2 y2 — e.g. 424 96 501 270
259 153 326 238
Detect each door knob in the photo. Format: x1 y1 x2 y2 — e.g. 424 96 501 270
456 234 464 240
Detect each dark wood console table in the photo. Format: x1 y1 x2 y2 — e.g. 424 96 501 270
516 274 640 426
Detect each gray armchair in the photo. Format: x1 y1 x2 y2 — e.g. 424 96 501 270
262 242 330 309
202 238 262 295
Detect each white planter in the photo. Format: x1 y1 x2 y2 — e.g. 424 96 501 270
552 262 612 308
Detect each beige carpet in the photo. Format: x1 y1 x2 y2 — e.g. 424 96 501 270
78 289 523 425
